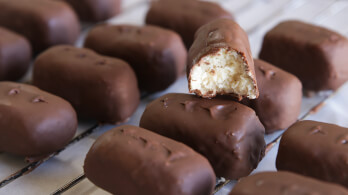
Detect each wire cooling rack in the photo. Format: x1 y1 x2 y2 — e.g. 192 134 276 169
1 0 348 194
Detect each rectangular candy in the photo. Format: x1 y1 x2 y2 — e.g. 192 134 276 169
33 45 140 124
84 24 187 92
250 59 302 133
260 20 348 91
84 125 216 195
140 93 265 179
0 27 31 81
229 171 348 195
188 19 258 99
145 0 233 48
277 120 348 188
0 0 80 53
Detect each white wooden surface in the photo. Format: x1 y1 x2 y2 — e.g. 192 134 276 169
1 0 348 194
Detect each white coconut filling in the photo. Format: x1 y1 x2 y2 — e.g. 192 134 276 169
190 48 257 99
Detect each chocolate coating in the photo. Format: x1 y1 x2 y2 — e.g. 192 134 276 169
259 20 348 91
0 27 31 81
145 0 233 48
84 125 216 195
33 45 140 124
229 171 348 195
84 24 187 93
0 82 77 157
187 18 258 99
140 93 266 179
250 59 302 133
0 0 80 53
276 120 348 188
62 0 121 22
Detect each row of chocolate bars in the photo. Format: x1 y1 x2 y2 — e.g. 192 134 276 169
0 0 347 195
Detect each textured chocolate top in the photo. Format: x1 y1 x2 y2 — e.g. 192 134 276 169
145 0 233 48
229 171 348 195
259 20 348 91
63 0 121 22
140 93 265 179
84 24 187 92
250 59 302 133
0 27 31 81
277 120 348 188
0 0 80 53
0 82 77 157
33 45 140 124
188 18 258 99
84 125 216 195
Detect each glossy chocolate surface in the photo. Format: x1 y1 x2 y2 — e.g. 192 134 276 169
84 125 216 195
259 20 348 91
0 0 80 53
0 82 77 157
0 27 31 81
250 59 302 133
277 120 348 188
140 93 265 179
229 171 348 195
145 0 233 48
63 0 121 22
33 45 140 124
84 24 187 92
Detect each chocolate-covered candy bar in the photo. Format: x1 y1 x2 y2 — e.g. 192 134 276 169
0 27 31 81
145 0 233 48
0 82 77 157
188 19 258 99
140 93 265 179
0 0 80 53
250 59 302 133
33 45 139 124
62 0 121 22
259 20 348 91
84 24 187 92
277 120 348 188
229 171 348 195
84 125 216 195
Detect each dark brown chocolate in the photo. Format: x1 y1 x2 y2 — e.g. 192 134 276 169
0 0 80 53
187 19 258 99
84 125 216 195
84 24 187 92
277 120 348 188
62 0 121 22
140 93 265 179
0 82 77 157
145 0 233 48
259 20 348 91
250 59 302 133
33 45 140 124
229 171 348 195
0 27 31 81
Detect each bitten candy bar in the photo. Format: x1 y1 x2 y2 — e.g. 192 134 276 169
188 19 258 99
140 93 265 179
250 59 302 133
62 0 121 22
84 24 187 92
33 45 139 124
84 125 216 195
0 0 80 53
145 0 233 48
259 20 348 91
276 120 348 188
0 27 31 81
0 82 77 157
229 171 348 195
